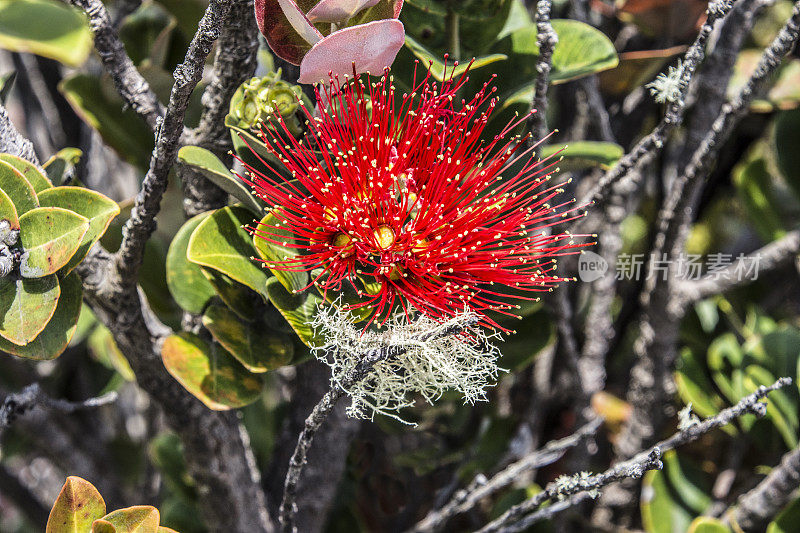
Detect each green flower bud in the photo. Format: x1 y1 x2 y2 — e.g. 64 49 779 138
228 72 309 136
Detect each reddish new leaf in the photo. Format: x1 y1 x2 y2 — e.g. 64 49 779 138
298 19 405 84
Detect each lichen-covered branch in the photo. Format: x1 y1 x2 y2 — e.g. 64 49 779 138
410 417 603 533
0 383 117 441
180 0 260 216
529 0 557 143
64 0 164 130
678 229 800 304
483 379 791 532
114 0 236 285
733 443 800 531
579 0 739 211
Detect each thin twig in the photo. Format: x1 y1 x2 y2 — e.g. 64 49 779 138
732 443 800 531
678 228 800 304
529 0 558 143
410 417 603 533
114 0 235 285
578 0 739 211
481 378 791 532
180 0 260 216
0 383 117 440
64 0 164 130
279 346 397 533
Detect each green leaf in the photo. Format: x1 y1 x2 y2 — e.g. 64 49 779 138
688 517 732 533
775 108 800 202
166 212 217 314
253 211 308 293
96 506 160 533
0 153 52 192
490 20 618 100
37 187 120 274
745 365 798 448
662 450 711 514
59 73 155 169
265 277 323 347
161 332 264 410
0 70 15 104
0 186 19 230
0 272 82 360
641 469 694 533
675 347 725 420
550 20 619 83
404 34 508 82
17 206 89 278
0 275 60 346
0 159 38 214
539 141 624 171
202 303 294 372
46 476 107 533
201 269 262 319
733 158 786 241
187 205 270 300
87 325 134 381
91 520 117 533
0 0 92 67
178 146 264 215
43 148 82 186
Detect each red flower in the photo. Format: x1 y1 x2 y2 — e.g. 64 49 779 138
242 66 587 330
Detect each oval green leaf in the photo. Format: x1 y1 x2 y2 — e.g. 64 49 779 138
203 303 294 372
404 34 507 82
59 73 155 169
162 332 264 410
187 205 269 299
46 476 107 533
0 159 38 215
0 153 52 192
17 206 89 278
687 517 732 533
253 211 308 293
0 274 60 345
539 141 624 171
265 276 323 347
0 271 82 360
166 212 217 314
177 145 265 216
0 187 19 230
91 520 117 533
43 147 83 186
38 186 120 274
550 20 618 83
97 506 159 533
0 0 92 67
201 268 262 319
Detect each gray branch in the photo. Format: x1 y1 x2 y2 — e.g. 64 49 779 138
616 0 800 462
482 378 791 533
578 0 739 211
180 0 260 216
733 444 800 531
529 0 557 143
478 449 663 533
0 103 39 164
114 0 235 286
410 417 603 533
64 0 164 130
0 383 117 441
678 228 800 304
279 346 396 533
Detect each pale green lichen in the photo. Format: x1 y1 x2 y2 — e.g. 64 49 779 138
646 61 685 104
312 305 504 424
